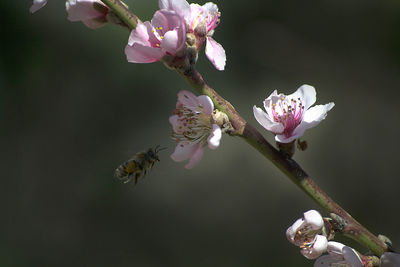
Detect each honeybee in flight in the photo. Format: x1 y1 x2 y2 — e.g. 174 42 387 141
115 145 166 185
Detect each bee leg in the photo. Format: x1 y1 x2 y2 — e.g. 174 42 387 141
134 172 141 185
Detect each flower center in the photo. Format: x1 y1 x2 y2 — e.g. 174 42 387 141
172 105 212 144
152 26 165 47
191 10 220 33
272 97 304 137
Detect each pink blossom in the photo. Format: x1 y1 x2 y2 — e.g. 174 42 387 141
66 0 109 29
169 90 222 169
30 0 47 13
159 0 226 70
125 10 186 63
253 85 334 143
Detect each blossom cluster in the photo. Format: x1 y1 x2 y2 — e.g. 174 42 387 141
287 210 400 267
125 0 226 70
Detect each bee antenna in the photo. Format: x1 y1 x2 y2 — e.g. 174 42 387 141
155 145 167 153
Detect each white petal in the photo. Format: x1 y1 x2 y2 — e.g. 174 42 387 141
303 103 335 124
326 241 346 259
287 84 316 111
314 255 350 267
185 144 204 169
205 37 226 71
30 0 47 13
303 210 324 230
286 218 304 244
197 95 214 115
380 252 400 267
207 124 222 149
170 141 197 162
342 246 363 267
301 235 328 259
253 106 284 134
275 134 298 144
289 102 335 140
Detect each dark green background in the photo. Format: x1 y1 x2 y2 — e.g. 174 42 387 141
1 1 400 266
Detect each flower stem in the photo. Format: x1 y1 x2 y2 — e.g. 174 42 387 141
99 0 388 257
100 0 138 30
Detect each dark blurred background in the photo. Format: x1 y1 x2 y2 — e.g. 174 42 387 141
1 1 400 266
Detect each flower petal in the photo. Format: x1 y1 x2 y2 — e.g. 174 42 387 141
288 84 317 111
127 21 153 46
197 95 214 115
30 0 47 13
66 0 106 21
326 241 346 259
205 37 226 71
275 133 298 144
380 252 400 267
185 144 204 169
301 235 328 260
161 29 180 55
253 106 284 134
125 43 164 63
303 102 335 124
286 218 304 244
342 246 363 267
152 9 182 32
169 114 182 134
158 0 191 18
82 18 107 29
171 141 197 162
207 124 222 149
303 210 323 230
289 102 334 138
314 255 349 267
177 90 199 110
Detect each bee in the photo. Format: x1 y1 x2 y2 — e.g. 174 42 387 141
115 145 166 185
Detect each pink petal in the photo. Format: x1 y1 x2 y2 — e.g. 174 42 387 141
188 4 203 29
171 141 197 162
30 0 47 13
197 95 214 115
205 37 226 71
207 124 222 149
185 144 204 169
152 10 182 32
253 106 284 134
66 0 106 21
82 18 107 29
177 90 199 109
161 30 180 55
125 43 164 63
129 21 161 48
158 0 190 18
169 115 182 134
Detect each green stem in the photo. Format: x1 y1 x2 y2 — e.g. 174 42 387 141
100 0 388 256
101 0 138 30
